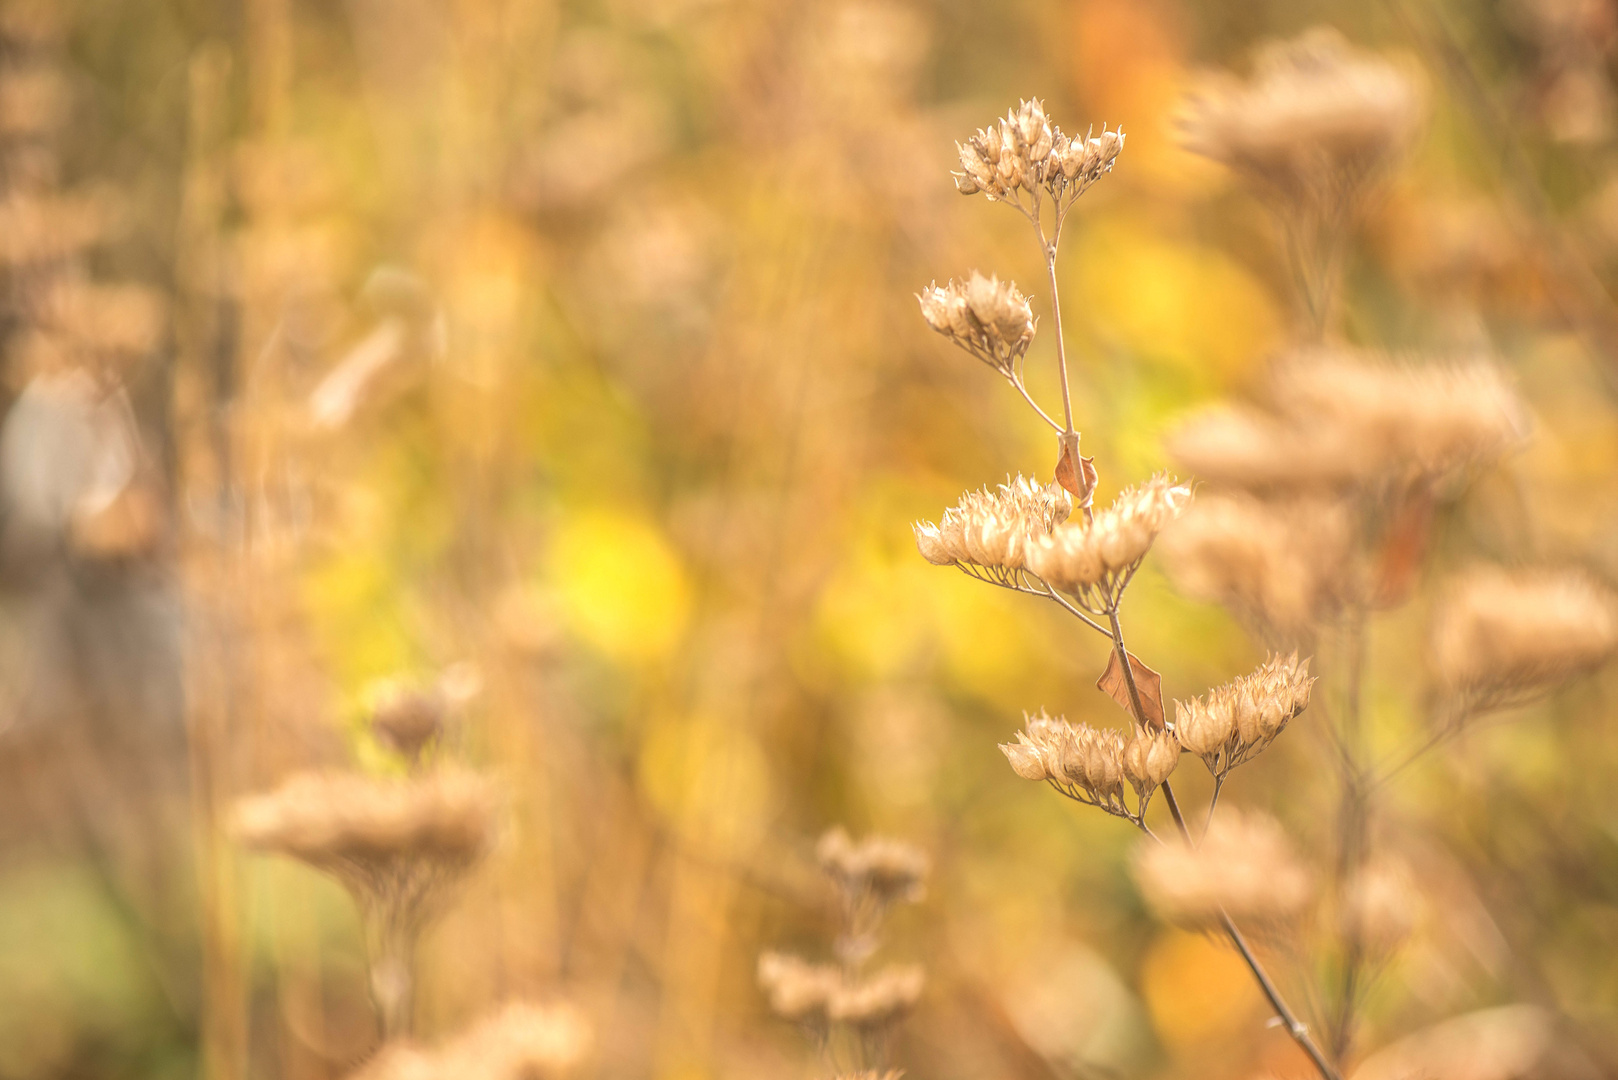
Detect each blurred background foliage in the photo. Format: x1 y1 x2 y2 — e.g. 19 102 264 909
5 0 1618 1077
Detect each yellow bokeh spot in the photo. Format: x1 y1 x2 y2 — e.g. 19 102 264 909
548 508 691 664
638 714 771 855
814 544 932 680
1075 220 1280 381
1140 928 1262 1047
931 575 1034 701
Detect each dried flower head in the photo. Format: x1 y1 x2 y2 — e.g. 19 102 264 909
914 474 1071 575
1166 404 1362 490
234 768 498 936
1000 710 1168 823
368 680 447 765
1272 350 1529 481
1132 809 1314 927
816 827 929 907
954 98 1125 211
351 1002 591 1080
757 951 843 1024
917 272 1036 377
1159 493 1358 633
1179 28 1423 203
1431 566 1618 706
827 963 925 1028
1173 653 1313 781
1023 474 1190 612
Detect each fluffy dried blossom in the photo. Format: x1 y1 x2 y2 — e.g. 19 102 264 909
827 964 925 1028
369 683 447 765
917 272 1036 377
757 951 843 1023
1000 710 1169 823
1159 493 1358 633
1132 809 1314 927
351 1002 591 1080
1166 404 1362 490
913 474 1071 574
1431 566 1618 706
816 827 928 906
1271 351 1529 481
1023 474 1190 611
953 98 1125 211
1178 28 1423 203
1173 653 1314 781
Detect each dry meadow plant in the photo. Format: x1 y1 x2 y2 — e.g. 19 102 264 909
1155 24 1618 1070
914 96 1350 1079
758 827 927 1074
233 767 500 1040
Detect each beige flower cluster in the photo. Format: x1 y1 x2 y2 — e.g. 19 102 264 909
1132 809 1314 927
916 271 1035 376
1023 473 1190 610
1178 27 1423 200
351 1002 591 1080
1159 492 1358 632
756 953 925 1029
1000 710 1178 821
913 474 1071 572
1431 566 1618 705
953 97 1124 208
1174 653 1314 781
816 827 929 907
1170 348 1527 491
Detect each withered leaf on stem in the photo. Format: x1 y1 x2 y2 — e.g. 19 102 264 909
1097 650 1165 729
1373 485 1434 609
1055 434 1097 508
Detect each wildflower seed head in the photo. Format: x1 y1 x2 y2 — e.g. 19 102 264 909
1431 566 1618 705
758 951 842 1023
1172 653 1313 779
952 100 1123 206
1178 27 1423 204
913 474 1071 571
368 679 447 765
354 1002 592 1080
827 964 925 1028
1023 474 1190 610
917 272 1035 376
1002 710 1146 813
1160 493 1359 633
1132 809 1314 927
816 827 929 906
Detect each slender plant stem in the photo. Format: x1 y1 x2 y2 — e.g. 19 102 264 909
1007 374 1064 433
1044 244 1076 438
1107 607 1343 1080
1330 610 1370 1059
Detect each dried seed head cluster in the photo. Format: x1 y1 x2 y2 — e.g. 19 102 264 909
1132 809 1314 927
954 98 1124 209
916 272 1036 377
369 682 447 765
1178 27 1423 202
757 953 925 1030
1173 653 1313 781
233 769 498 930
1159 493 1358 633
913 474 1071 574
1170 348 1527 492
1431 566 1618 706
351 1001 592 1080
1000 710 1178 823
1023 474 1190 612
816 827 929 907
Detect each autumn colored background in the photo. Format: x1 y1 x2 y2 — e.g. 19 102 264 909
4 0 1618 1077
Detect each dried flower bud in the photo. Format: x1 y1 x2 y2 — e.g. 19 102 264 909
1133 809 1314 927
1023 474 1190 611
1122 730 1180 797
913 474 1070 572
1431 566 1618 706
952 101 1122 206
351 1001 591 1080
1172 653 1314 780
917 272 1036 376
